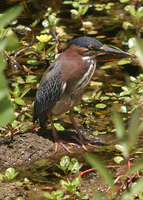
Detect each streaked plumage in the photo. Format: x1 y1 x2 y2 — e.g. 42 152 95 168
33 36 132 153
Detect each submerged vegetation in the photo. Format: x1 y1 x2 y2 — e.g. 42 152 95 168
0 0 143 199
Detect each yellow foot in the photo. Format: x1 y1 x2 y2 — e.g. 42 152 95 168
55 139 76 153
72 136 98 150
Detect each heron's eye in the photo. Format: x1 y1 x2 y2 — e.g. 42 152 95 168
88 45 95 50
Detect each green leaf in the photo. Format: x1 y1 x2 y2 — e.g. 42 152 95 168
82 5 89 15
44 192 53 199
24 178 29 184
136 7 143 19
120 0 130 2
61 180 75 192
93 191 103 200
15 181 23 186
121 105 128 113
63 1 73 4
5 35 19 51
68 158 82 174
25 51 38 55
0 5 24 30
55 156 70 172
128 37 136 48
14 97 25 105
74 105 81 112
122 21 133 29
95 4 105 11
0 37 8 51
27 60 42 65
72 2 79 8
93 131 106 135
25 112 32 119
121 86 131 94
20 121 30 133
14 85 20 96
70 9 79 15
16 77 25 84
0 173 4 181
52 189 64 199
60 155 70 169
84 154 115 191
30 19 40 27
37 42 44 52
82 0 89 3
0 97 15 126
134 38 143 70
72 176 81 187
128 111 139 147
130 76 136 82
100 65 112 69
95 103 107 109
124 5 136 17
5 168 19 180
21 88 31 98
26 75 37 83
115 144 125 152
60 179 69 190
112 111 129 159
114 156 124 164
54 123 65 131
16 197 24 200
46 43 56 54
117 59 131 65
82 21 92 29
100 96 110 100
53 172 63 178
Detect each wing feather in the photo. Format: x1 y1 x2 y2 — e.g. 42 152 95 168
33 61 66 127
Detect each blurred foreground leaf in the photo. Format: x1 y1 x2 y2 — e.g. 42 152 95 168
0 5 23 126
134 38 143 69
0 5 24 30
121 178 143 200
128 110 139 148
0 97 15 126
84 154 115 191
113 111 129 159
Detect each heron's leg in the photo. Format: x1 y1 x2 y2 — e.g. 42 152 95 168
69 110 87 150
47 110 73 153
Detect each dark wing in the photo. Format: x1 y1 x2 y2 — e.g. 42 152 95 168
33 61 66 127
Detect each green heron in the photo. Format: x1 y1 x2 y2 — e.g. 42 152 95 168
33 36 131 153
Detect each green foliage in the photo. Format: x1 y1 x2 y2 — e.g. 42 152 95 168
133 38 143 69
16 197 24 200
113 110 140 161
54 123 65 131
94 2 115 11
0 167 19 182
119 74 143 113
0 78 33 135
0 5 24 31
55 156 82 176
125 5 143 20
16 177 30 186
44 156 89 200
63 0 89 19
85 108 143 199
0 5 23 127
113 111 129 159
44 189 64 199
